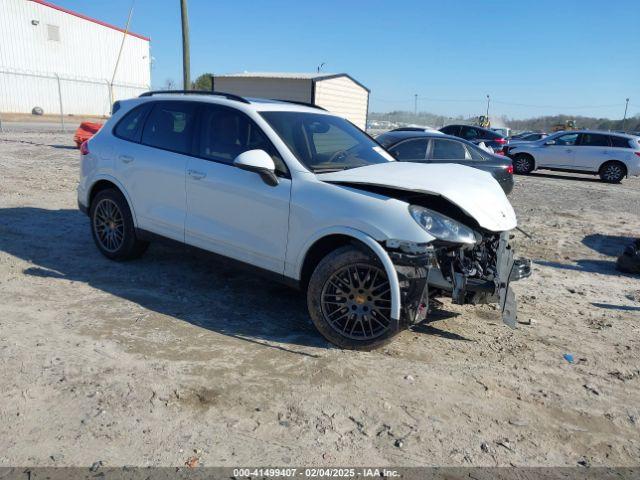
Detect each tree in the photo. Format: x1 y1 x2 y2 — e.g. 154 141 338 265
192 73 214 91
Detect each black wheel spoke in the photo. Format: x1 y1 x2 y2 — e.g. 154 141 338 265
320 263 392 341
93 198 125 253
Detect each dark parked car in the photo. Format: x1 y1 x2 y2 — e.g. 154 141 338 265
440 124 508 155
376 130 514 194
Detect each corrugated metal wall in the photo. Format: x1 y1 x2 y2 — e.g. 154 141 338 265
314 76 369 129
0 0 150 115
214 77 313 103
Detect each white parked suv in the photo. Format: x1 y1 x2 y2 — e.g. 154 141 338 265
78 91 530 349
507 130 640 183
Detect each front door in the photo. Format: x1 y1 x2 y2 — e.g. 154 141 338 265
184 103 291 274
535 132 579 168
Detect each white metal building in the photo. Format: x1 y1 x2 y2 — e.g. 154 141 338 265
0 0 150 116
213 72 370 129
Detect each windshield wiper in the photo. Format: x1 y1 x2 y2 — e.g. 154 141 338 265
312 166 352 173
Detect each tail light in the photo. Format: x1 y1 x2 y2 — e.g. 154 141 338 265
495 138 507 145
80 141 90 155
506 164 514 174
634 152 640 158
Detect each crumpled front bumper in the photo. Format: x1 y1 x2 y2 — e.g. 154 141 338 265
387 232 531 328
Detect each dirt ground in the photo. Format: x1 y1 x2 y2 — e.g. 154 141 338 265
0 131 638 468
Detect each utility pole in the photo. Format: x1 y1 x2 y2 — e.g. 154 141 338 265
180 0 191 90
486 94 490 118
622 98 629 131
414 94 418 116
110 0 135 106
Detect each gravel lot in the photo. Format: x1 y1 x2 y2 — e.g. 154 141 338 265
1 130 639 467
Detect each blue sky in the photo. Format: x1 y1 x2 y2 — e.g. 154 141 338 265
54 0 639 119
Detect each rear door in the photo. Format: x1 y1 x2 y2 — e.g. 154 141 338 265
535 132 578 168
114 100 197 241
184 103 291 274
573 133 611 171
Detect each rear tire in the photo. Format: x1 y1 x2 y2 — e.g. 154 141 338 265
513 154 534 174
90 189 149 260
307 245 399 350
599 161 626 183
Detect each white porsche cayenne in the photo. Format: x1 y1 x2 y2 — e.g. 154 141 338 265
77 91 530 350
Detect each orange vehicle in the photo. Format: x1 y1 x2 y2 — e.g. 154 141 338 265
73 121 103 148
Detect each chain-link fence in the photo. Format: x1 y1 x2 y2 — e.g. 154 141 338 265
0 67 149 131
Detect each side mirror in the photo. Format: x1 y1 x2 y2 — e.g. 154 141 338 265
233 149 279 186
544 140 556 146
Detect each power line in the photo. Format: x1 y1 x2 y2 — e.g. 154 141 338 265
370 95 630 111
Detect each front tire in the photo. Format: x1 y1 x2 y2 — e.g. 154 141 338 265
307 245 398 350
90 189 148 260
513 153 534 174
599 161 626 183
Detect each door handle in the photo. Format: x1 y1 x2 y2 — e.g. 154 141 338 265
119 155 134 164
187 169 206 180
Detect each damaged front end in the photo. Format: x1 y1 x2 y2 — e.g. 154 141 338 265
385 232 531 328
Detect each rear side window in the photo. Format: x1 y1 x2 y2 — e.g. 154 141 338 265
389 139 428 161
580 133 609 147
198 104 287 175
431 139 468 159
440 125 459 135
460 126 480 141
113 104 151 142
465 144 486 160
141 101 198 155
609 136 631 148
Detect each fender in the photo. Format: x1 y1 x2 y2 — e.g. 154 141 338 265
87 174 139 227
293 226 401 321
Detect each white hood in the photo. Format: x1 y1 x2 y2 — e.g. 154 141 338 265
317 162 517 232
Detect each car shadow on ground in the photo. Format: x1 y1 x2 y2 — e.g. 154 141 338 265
582 233 635 256
591 303 640 312
527 172 602 183
534 259 633 278
0 207 463 351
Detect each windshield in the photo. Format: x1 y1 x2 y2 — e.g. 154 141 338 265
260 111 393 172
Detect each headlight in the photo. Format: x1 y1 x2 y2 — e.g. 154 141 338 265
409 205 476 244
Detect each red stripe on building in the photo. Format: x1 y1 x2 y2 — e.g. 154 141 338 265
29 0 150 41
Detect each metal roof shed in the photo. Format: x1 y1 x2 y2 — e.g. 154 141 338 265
213 72 370 129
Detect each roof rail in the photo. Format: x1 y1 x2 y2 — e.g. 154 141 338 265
271 99 327 111
139 90 250 104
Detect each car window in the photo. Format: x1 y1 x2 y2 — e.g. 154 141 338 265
580 133 609 147
461 126 480 140
609 136 631 148
465 144 486 160
554 133 579 146
389 139 428 161
141 101 198 155
312 124 359 155
261 111 391 172
198 104 287 174
114 104 150 142
440 125 459 135
431 139 469 160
